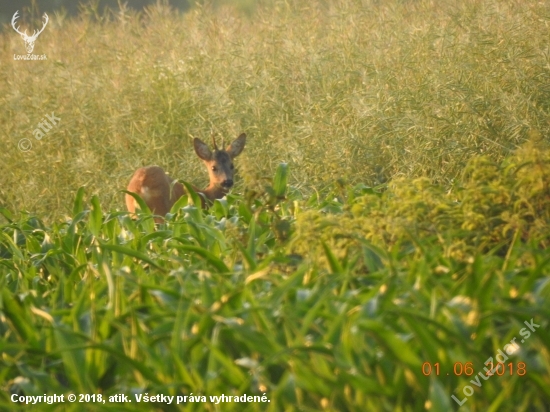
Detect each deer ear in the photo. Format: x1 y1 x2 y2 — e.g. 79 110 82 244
226 133 246 158
194 138 212 161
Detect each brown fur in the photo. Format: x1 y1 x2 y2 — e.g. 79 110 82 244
126 133 246 222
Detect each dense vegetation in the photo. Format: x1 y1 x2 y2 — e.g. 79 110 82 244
1 0 549 410
2 0 550 219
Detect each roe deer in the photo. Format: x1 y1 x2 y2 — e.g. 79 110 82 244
126 133 246 222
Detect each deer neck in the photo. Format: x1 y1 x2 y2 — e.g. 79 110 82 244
201 183 228 201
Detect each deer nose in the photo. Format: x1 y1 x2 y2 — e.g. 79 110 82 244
221 179 233 188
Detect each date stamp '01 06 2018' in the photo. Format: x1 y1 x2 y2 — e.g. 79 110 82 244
421 361 526 377
421 318 540 407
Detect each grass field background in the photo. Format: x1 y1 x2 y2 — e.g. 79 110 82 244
1 0 549 410
2 0 550 219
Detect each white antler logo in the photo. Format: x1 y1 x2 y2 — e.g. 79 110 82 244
11 11 49 54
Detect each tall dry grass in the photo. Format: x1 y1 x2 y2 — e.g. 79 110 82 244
1 0 549 221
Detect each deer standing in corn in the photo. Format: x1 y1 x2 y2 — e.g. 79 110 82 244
126 133 246 222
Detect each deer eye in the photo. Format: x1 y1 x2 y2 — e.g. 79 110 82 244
211 166 217 172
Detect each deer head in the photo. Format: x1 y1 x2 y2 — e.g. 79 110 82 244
193 133 247 196
12 11 49 54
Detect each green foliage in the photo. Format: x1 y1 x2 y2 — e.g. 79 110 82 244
1 1 550 410
292 140 550 265
1 145 549 411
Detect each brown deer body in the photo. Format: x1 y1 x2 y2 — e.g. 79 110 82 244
126 133 246 222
